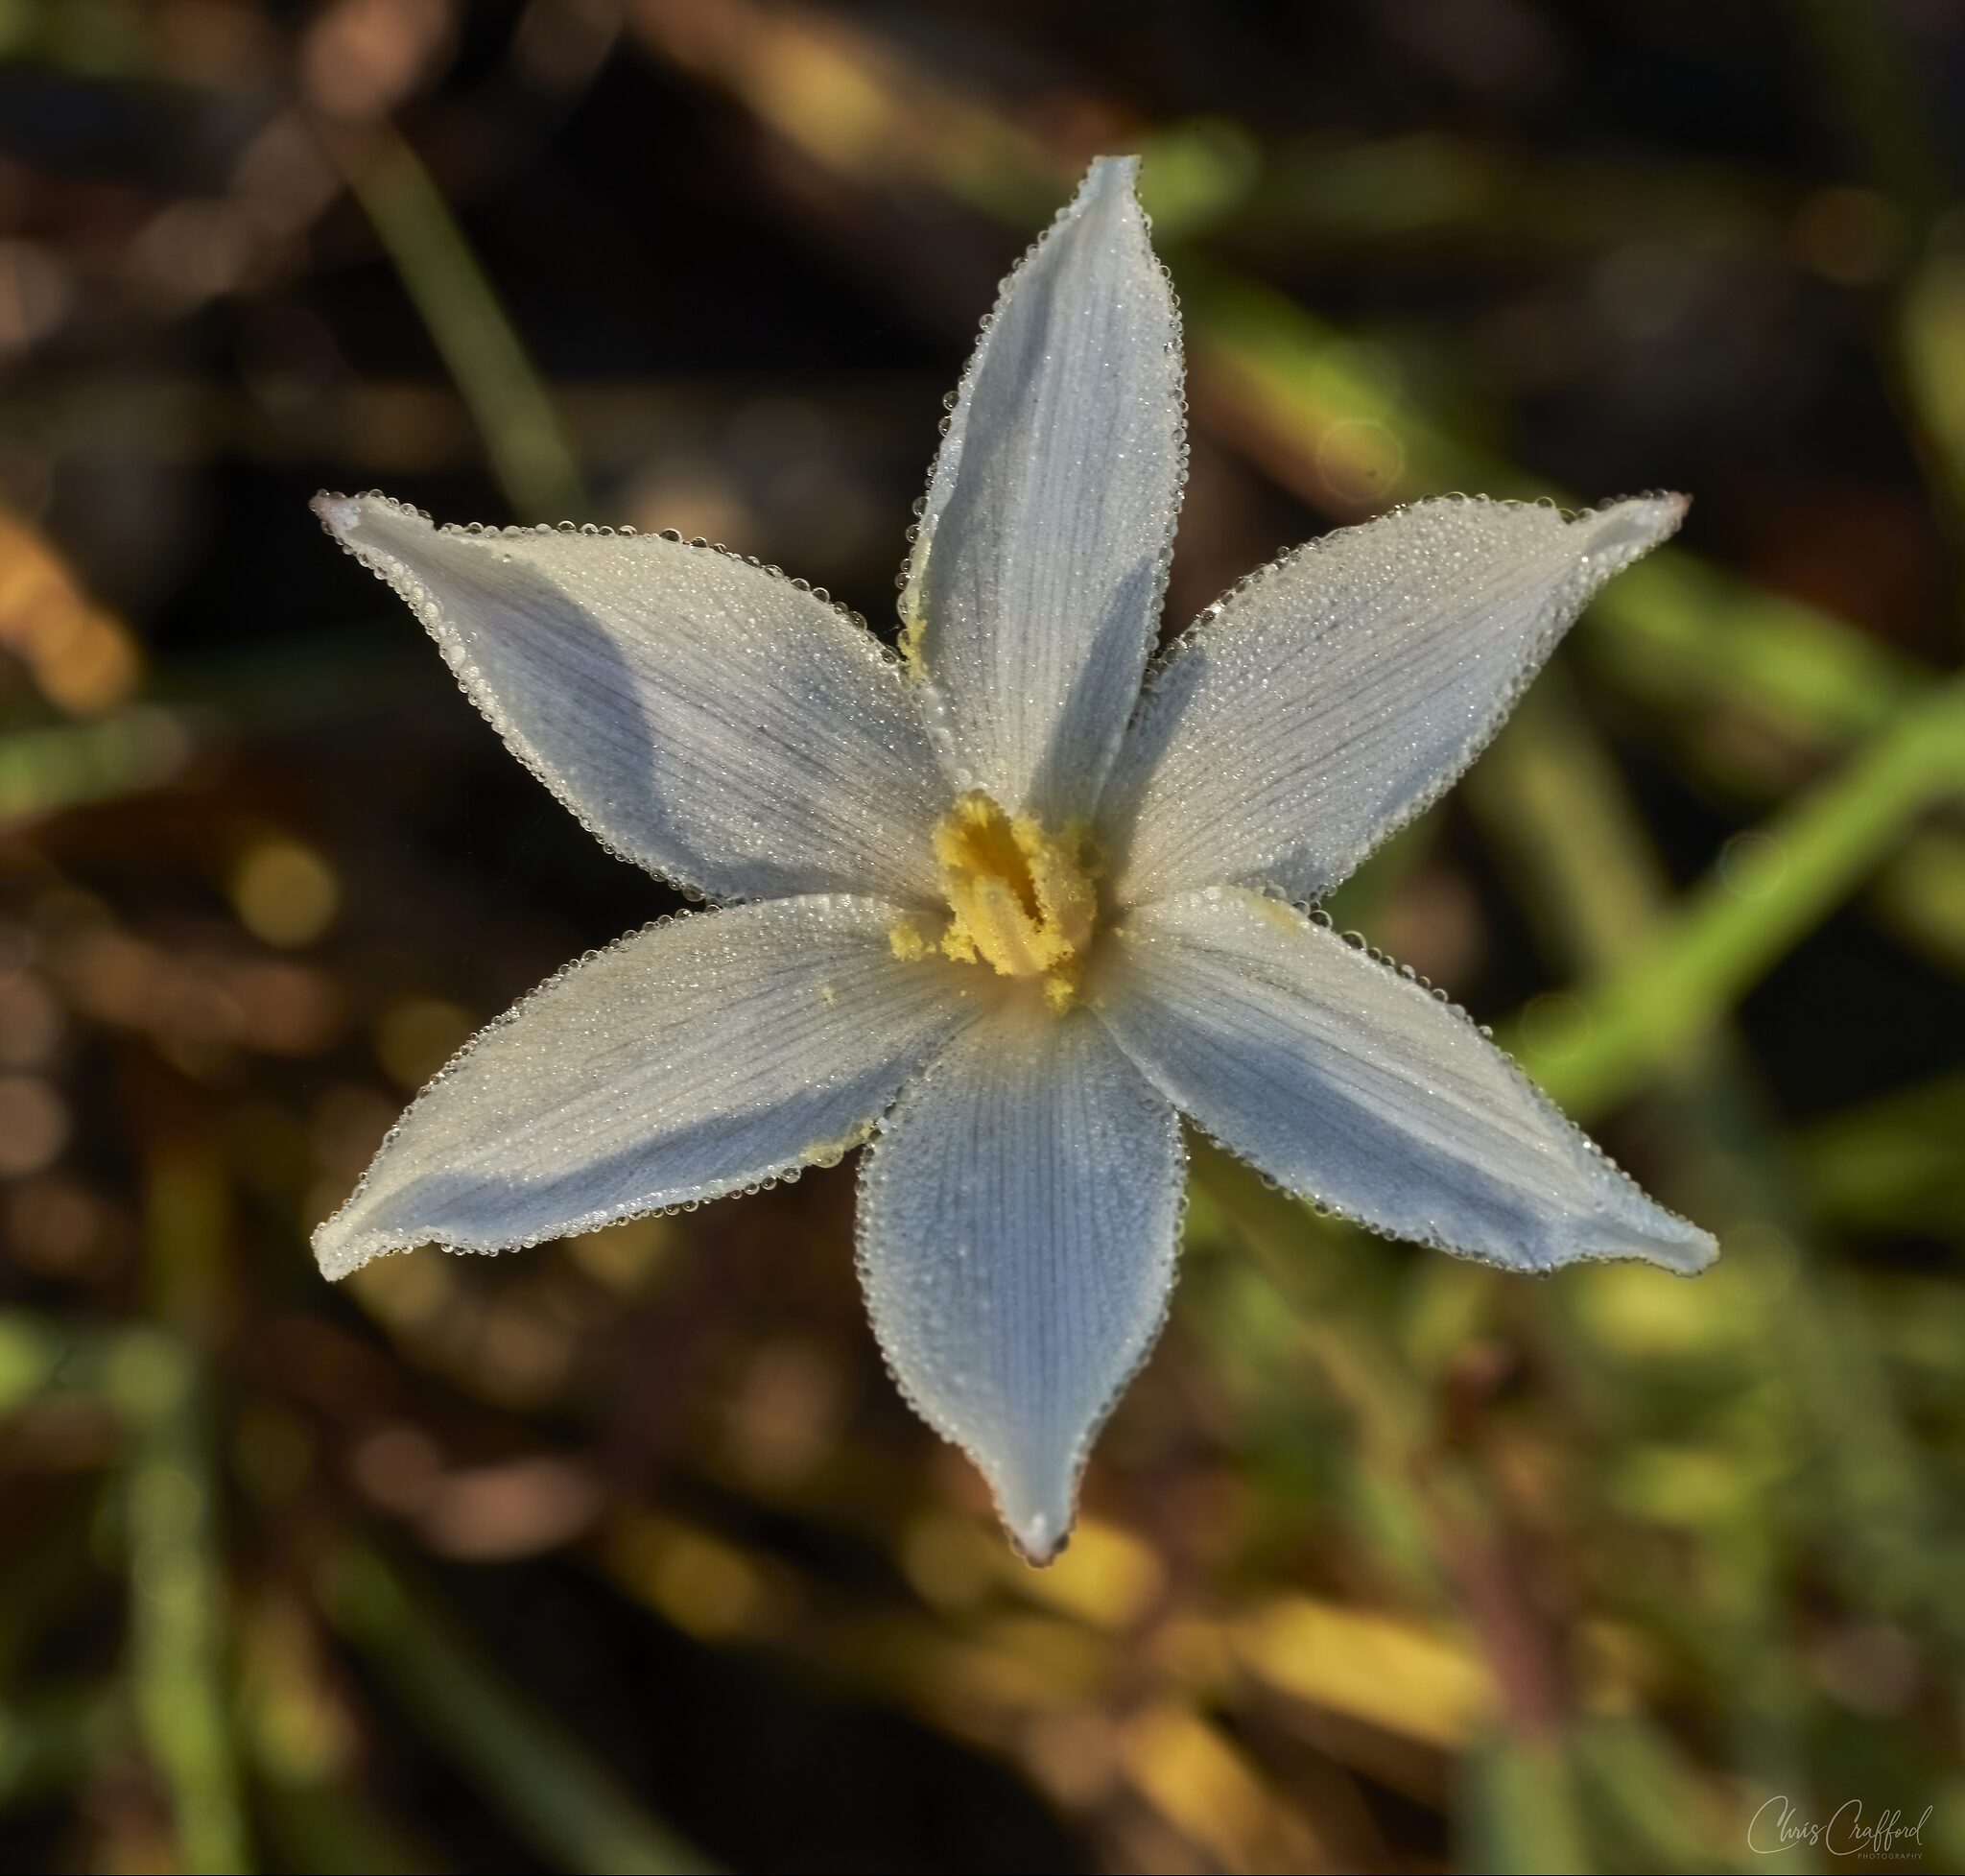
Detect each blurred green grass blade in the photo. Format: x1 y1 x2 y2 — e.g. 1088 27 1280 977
1190 1142 1428 1446
242 1585 442 1875
1239 135 1773 254
320 1541 715 1876
1516 676 1965 1120
0 707 197 825
1797 1063 1965 1231
1776 1271 1957 1641
112 1328 251 1875
1458 1737 1595 1875
1706 1524 1822 1858
1900 243 1965 528
1585 553 1921 751
1464 675 1665 974
0 1312 77 1413
1570 1716 1740 1874
1869 825 1965 972
1132 119 1261 239
1177 257 1500 495
341 122 588 521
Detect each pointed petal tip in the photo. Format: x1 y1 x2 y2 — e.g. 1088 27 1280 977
1595 1200 1718 1276
311 488 363 537
1648 1218 1721 1277
1580 491 1689 562
309 1209 371 1283
1065 155 1148 240
1011 1527 1071 1569
1080 153 1143 195
312 488 425 557
1003 1496 1076 1567
990 1449 1082 1566
311 1187 421 1284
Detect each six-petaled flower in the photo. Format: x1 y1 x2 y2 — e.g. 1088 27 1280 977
312 156 1715 1561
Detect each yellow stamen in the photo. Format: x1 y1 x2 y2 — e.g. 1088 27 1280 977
890 793 1100 1009
888 915 935 962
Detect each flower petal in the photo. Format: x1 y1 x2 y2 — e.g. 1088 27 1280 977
313 895 979 1279
1097 889 1715 1273
1106 495 1686 905
316 493 952 903
900 156 1185 824
856 1005 1184 1560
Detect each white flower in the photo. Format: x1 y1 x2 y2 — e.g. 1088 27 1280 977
311 155 1715 1561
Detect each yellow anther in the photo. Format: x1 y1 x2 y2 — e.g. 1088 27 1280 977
890 793 1100 1009
888 916 935 962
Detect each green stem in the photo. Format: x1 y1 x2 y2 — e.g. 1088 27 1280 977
1516 676 1965 1120
340 120 589 521
319 1541 715 1876
112 1327 251 1875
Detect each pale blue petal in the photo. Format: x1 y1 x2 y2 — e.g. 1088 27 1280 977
1105 495 1686 905
1097 889 1715 1273
901 156 1185 824
856 1006 1185 1560
314 896 980 1279
316 493 951 904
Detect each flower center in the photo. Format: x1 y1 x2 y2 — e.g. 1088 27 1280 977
892 793 1100 1011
